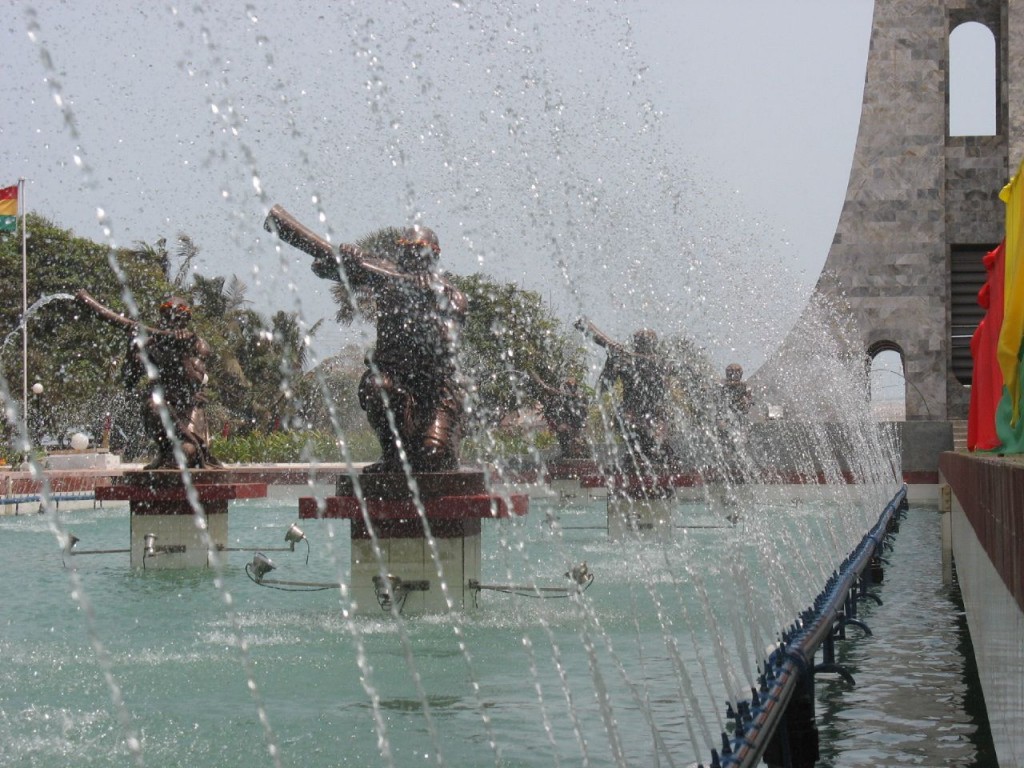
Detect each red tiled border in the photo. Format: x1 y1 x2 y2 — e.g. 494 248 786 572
939 452 1024 615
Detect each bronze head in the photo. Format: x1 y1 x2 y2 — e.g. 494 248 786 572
632 329 658 355
396 225 441 272
159 297 192 329
726 363 743 382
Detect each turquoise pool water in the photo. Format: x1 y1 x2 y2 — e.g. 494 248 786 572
0 491 991 767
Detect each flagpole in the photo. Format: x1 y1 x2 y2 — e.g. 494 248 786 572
20 178 27 433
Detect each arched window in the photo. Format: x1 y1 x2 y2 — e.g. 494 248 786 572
869 347 906 421
949 22 996 137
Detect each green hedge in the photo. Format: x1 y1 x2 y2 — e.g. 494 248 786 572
209 429 377 464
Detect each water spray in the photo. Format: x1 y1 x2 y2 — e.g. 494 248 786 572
468 561 595 600
219 522 310 564
703 485 908 768
244 551 341 593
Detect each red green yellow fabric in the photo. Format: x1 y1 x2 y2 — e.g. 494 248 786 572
997 160 1024 426
0 184 17 232
967 242 1004 451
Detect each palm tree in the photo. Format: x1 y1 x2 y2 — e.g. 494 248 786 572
170 233 200 290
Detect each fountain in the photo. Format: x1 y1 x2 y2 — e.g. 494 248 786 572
262 204 529 614
526 368 597 501
0 5 959 768
69 289 268 569
574 318 695 539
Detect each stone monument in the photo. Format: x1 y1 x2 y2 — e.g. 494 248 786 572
575 318 690 539
526 369 596 501
75 290 265 569
265 205 527 613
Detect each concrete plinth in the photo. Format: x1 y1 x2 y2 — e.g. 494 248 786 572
607 494 674 540
45 450 122 471
350 517 481 614
581 471 700 540
298 470 528 615
95 471 267 569
546 459 598 502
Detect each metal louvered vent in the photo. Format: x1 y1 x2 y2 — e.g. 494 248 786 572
950 245 994 386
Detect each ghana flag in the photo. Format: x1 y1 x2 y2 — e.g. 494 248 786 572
0 184 17 232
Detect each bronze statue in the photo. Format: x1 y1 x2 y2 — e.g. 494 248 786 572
721 363 753 417
716 362 753 482
527 370 591 460
75 290 221 470
264 205 467 473
576 318 675 467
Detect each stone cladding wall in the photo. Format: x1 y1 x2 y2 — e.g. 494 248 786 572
815 0 1017 420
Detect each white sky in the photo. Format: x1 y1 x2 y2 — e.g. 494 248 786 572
4 2 879 372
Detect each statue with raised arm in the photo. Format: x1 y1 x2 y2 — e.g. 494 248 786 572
576 317 675 468
721 363 753 420
527 370 591 461
264 205 467 473
716 362 753 477
75 290 222 470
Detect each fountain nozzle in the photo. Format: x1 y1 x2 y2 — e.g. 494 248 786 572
285 522 306 550
565 561 591 585
251 552 276 582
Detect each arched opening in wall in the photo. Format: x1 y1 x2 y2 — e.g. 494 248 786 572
949 21 996 136
868 346 906 421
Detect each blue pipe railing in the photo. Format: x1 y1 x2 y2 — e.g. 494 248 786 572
702 484 908 768
0 491 98 510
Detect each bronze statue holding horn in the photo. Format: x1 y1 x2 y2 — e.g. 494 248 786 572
576 317 675 469
75 290 222 470
527 370 591 461
264 205 467 473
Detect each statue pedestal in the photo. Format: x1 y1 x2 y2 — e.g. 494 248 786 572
299 471 528 615
581 471 700 541
606 494 674 539
546 458 599 502
95 471 267 569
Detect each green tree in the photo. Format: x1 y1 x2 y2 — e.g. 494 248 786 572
228 308 320 432
186 272 321 435
0 215 322 456
450 272 587 435
0 214 174 452
294 345 370 437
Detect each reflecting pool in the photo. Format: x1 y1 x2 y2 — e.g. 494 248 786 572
0 490 991 767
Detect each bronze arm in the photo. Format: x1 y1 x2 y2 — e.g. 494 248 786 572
263 204 336 262
264 204 408 282
575 317 629 356
75 290 187 339
75 290 143 333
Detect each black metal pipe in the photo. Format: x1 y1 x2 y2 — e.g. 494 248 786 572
721 484 906 768
67 548 130 555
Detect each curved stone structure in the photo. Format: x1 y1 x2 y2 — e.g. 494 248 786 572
813 1 1020 421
